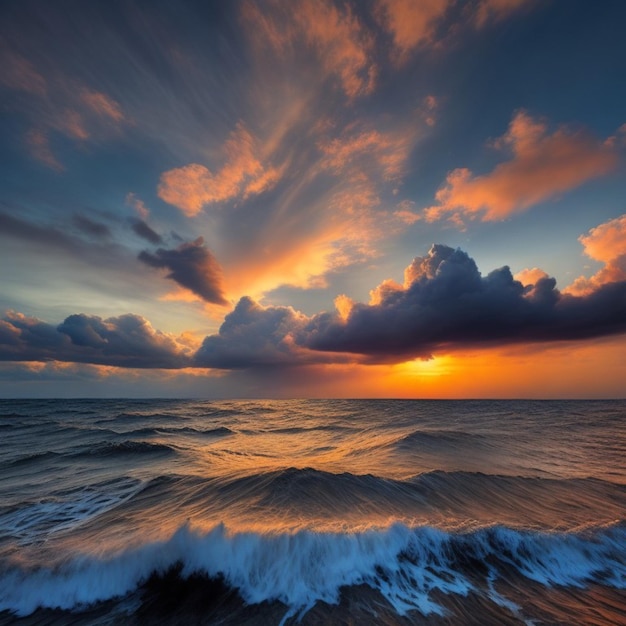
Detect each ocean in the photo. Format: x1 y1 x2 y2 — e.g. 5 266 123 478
0 399 625 625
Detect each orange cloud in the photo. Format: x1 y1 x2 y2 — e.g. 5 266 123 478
375 0 451 60
0 48 47 96
242 0 375 99
158 123 279 216
319 126 412 182
566 214 626 296
514 267 549 287
58 109 90 140
393 211 421 225
369 278 403 305
25 129 63 172
2 45 128 170
53 91 126 142
125 192 150 219
426 111 620 224
80 89 125 122
473 0 534 27
375 0 535 61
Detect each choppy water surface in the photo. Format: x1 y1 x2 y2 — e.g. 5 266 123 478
1 399 625 624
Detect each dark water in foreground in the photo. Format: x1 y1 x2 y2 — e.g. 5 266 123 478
0 399 625 625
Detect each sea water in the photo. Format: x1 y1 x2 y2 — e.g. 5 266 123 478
0 399 625 624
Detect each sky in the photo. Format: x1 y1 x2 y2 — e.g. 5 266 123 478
1 0 625 398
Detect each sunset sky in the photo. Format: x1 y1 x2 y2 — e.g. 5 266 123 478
1 0 625 398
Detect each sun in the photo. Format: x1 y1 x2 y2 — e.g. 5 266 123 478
397 356 452 377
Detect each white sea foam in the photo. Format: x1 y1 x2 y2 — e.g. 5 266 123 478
1 523 624 619
0 476 143 544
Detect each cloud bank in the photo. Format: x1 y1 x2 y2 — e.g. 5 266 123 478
198 243 626 369
0 312 192 368
4 239 626 371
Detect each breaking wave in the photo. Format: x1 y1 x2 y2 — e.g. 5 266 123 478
1 522 624 621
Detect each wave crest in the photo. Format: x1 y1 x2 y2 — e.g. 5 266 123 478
1 522 624 620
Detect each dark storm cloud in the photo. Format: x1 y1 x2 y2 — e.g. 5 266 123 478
195 245 626 369
0 312 191 368
138 237 228 305
308 245 626 359
130 218 163 244
194 296 334 368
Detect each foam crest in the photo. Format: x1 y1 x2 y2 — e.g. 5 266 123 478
0 523 624 619
0 477 143 544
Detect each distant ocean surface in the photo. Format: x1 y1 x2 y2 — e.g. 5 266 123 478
1 399 625 625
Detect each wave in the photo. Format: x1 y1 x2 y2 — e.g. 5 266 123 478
74 441 177 458
7 450 61 467
95 412 189 425
123 426 233 438
208 467 626 524
1 522 624 621
266 424 355 435
395 428 489 449
0 476 143 543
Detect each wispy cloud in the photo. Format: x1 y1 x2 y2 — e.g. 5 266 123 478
130 219 162 245
425 111 620 224
80 89 125 123
25 129 63 171
472 0 536 27
0 48 47 96
1 44 129 170
158 122 280 216
318 123 413 182
375 0 536 62
72 215 111 239
242 0 376 99
126 193 150 219
375 0 452 61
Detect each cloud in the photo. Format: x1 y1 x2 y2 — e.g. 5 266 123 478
242 0 376 99
194 296 347 369
126 193 150 219
0 311 192 369
566 214 626 296
0 47 47 96
375 0 452 60
513 267 549 287
25 129 63 171
196 244 626 369
5 241 625 372
375 0 536 61
73 214 111 239
138 237 228 305
473 0 535 27
1 43 128 170
80 89 125 123
158 123 279 216
425 111 620 224
131 218 162 245
308 245 626 358
318 124 413 182
0 211 78 250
